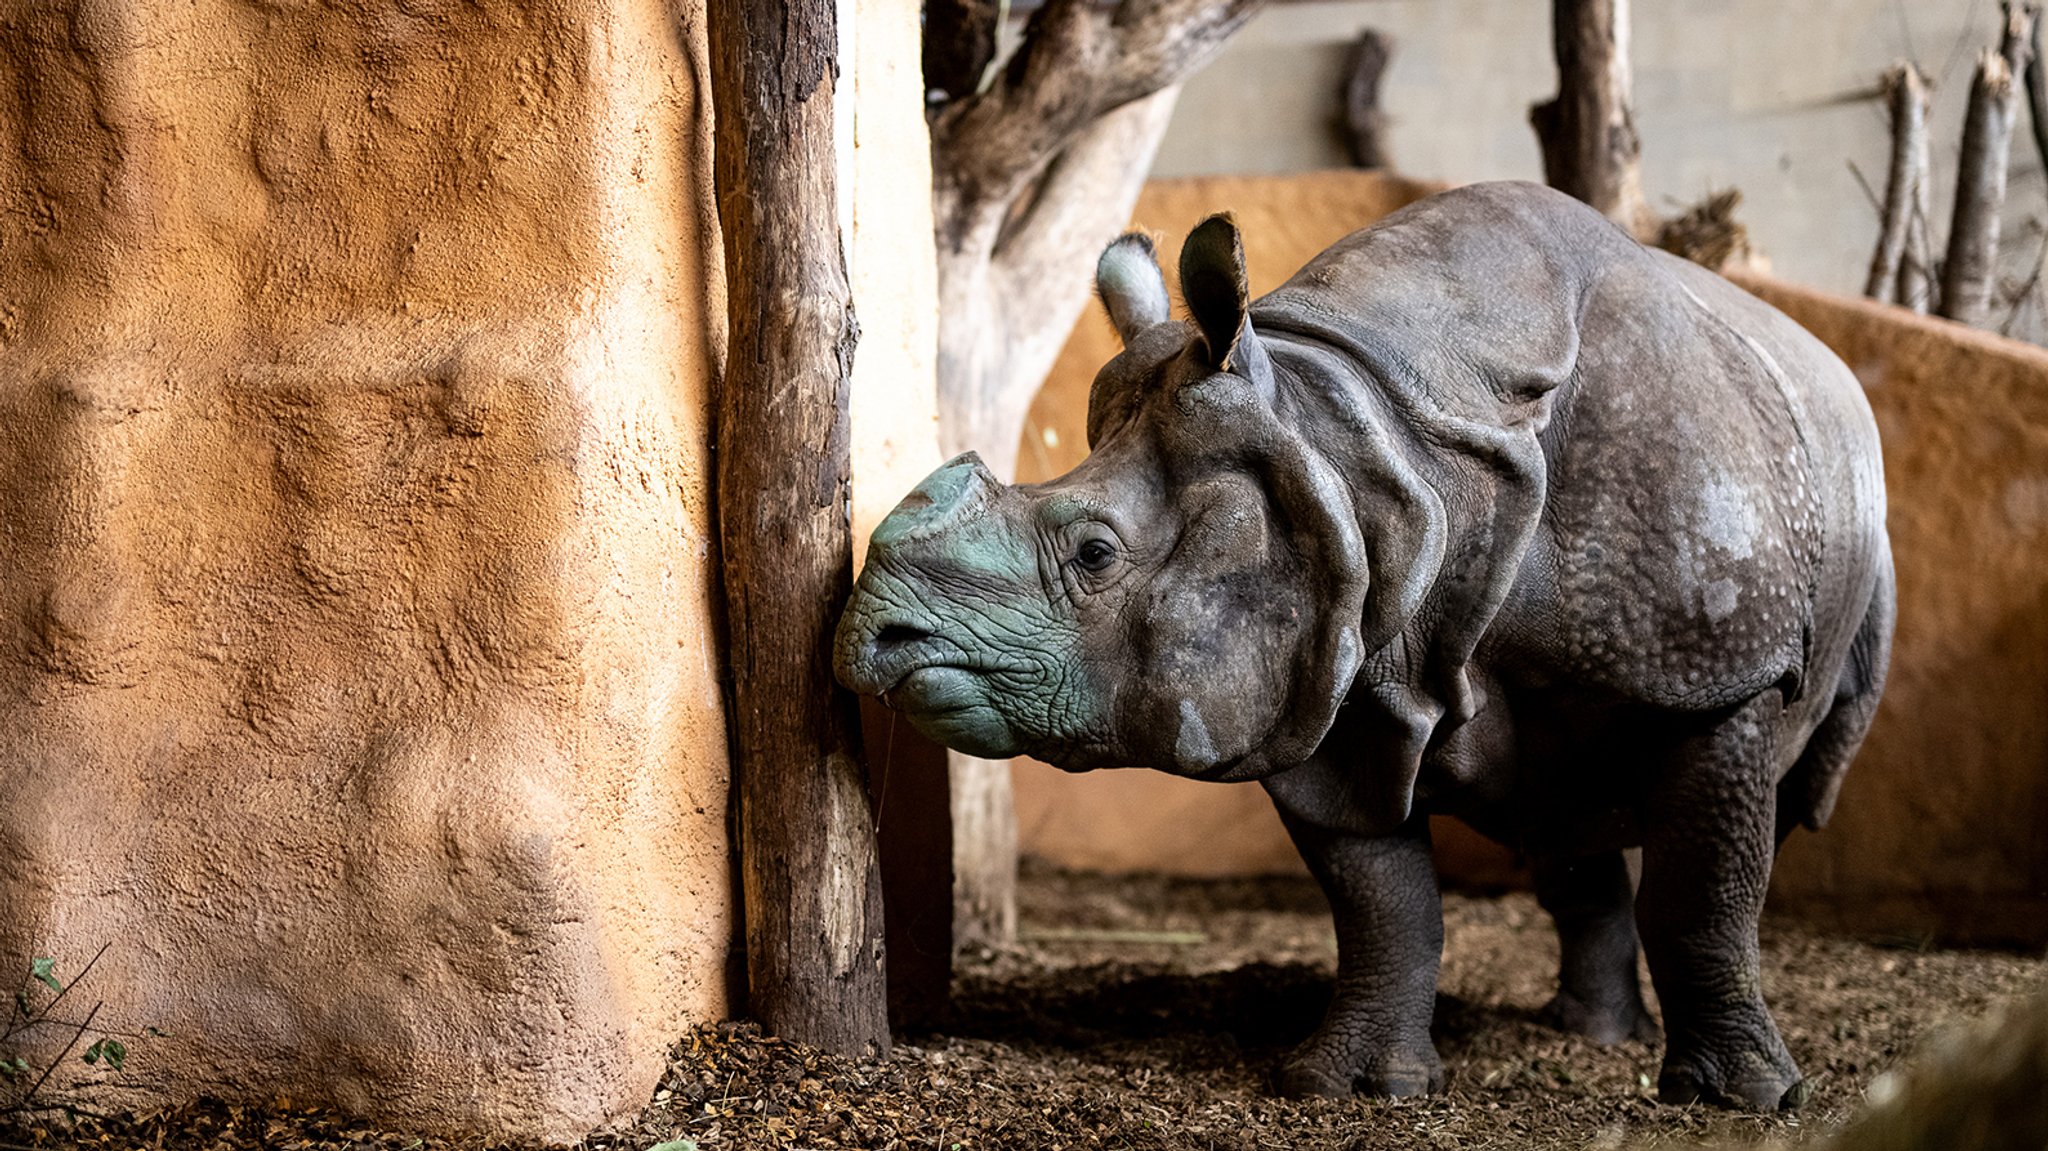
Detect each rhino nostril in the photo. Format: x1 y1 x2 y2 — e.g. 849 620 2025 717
874 624 933 651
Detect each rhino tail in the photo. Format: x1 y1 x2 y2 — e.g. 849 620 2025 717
1778 547 1895 842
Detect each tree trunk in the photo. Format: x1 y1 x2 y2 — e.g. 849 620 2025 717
709 0 888 1054
933 87 1181 951
1531 0 1654 239
1866 63 1929 302
934 87 1183 479
920 0 1261 956
1942 48 2024 327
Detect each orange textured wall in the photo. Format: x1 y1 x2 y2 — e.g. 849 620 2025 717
1015 173 2048 945
0 0 731 1139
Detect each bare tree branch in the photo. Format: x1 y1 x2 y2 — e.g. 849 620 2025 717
933 0 1261 253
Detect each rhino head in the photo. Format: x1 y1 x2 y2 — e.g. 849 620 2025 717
834 216 1443 782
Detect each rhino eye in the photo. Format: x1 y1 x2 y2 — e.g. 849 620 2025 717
1075 538 1117 573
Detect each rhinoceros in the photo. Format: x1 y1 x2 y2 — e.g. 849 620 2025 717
834 182 1893 1110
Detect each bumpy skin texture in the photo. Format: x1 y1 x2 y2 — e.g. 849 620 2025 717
836 183 1894 1110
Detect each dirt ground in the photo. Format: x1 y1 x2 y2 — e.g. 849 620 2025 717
6 864 2043 1150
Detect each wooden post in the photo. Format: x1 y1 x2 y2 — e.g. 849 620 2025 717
1866 63 1930 303
1530 0 1654 239
1942 48 2024 327
1340 29 1393 170
709 0 889 1054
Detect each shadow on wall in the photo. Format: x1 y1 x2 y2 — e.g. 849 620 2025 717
1012 171 2048 947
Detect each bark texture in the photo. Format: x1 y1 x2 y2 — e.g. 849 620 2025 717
929 0 1264 479
1866 63 1930 303
1942 47 2025 327
1530 0 1654 239
1340 29 1393 170
924 0 1265 951
710 0 888 1053
2028 8 2048 202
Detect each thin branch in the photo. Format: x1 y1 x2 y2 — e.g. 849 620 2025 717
2027 5 2048 194
30 945 108 1032
1999 224 2048 334
9 1000 100 1116
1846 159 1885 216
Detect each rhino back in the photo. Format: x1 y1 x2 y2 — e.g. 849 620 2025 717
1250 182 1884 721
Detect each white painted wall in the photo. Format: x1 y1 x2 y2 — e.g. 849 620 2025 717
1153 0 2029 309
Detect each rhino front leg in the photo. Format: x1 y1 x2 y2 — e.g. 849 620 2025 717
1533 850 1659 1045
1638 694 1805 1110
1270 808 1445 1098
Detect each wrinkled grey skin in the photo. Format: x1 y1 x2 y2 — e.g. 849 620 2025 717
836 182 1894 1111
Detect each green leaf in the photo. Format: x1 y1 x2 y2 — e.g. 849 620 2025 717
82 1039 102 1065
649 1141 698 1151
0 1056 26 1078
101 1039 125 1071
29 958 60 995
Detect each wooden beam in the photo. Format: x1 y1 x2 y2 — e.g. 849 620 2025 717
709 0 889 1054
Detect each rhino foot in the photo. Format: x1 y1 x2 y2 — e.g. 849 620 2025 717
1540 989 1661 1046
1656 1054 1808 1111
1276 1046 1445 1099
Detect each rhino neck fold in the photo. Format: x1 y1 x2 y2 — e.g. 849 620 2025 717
1254 319 1554 778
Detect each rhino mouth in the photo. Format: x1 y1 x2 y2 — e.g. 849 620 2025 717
838 618 977 698
883 664 986 715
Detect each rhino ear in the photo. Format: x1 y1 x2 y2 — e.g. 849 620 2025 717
1095 232 1171 346
1179 213 1250 369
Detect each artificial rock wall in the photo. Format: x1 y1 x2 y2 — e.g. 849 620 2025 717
0 0 733 1140
1016 172 2048 945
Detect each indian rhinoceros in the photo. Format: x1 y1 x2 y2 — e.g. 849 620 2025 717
834 181 1894 1111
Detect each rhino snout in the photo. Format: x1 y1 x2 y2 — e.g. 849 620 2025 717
833 604 944 697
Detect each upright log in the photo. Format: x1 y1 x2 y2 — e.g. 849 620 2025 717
1340 29 1394 170
1942 49 2023 328
1530 0 1654 239
1866 63 1930 303
709 0 889 1053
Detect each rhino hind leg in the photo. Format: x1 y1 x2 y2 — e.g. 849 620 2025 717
1533 851 1660 1046
1638 693 1807 1111
1270 810 1446 1099
1779 558 1895 846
